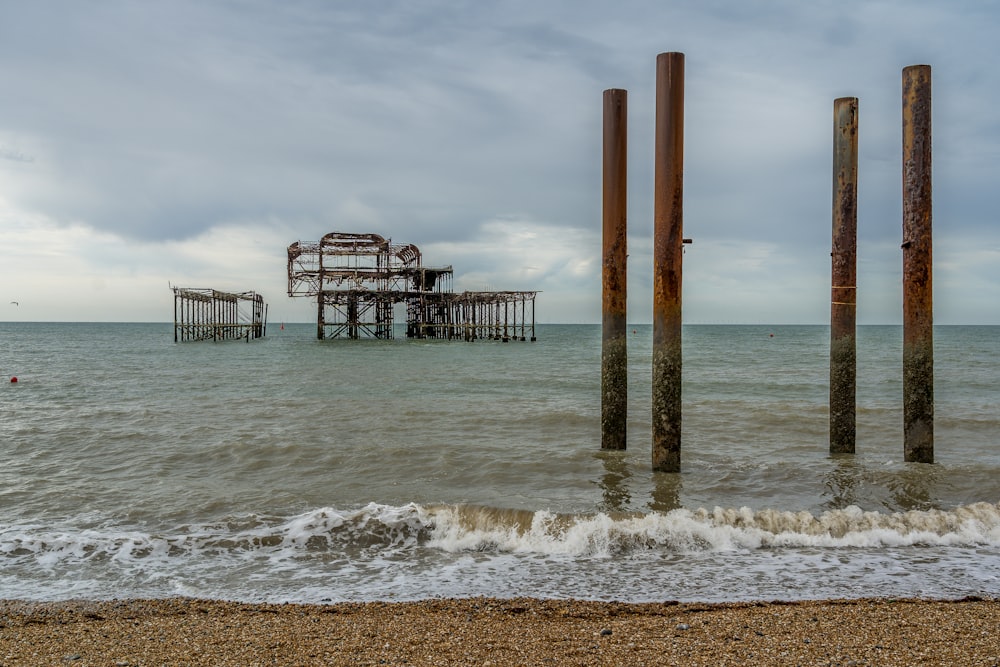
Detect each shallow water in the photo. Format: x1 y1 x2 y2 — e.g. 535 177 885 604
1 323 998 602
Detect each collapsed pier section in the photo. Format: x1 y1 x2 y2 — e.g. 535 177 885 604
287 232 537 341
172 287 267 342
407 290 538 342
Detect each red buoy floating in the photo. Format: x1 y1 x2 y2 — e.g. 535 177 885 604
9 376 17 383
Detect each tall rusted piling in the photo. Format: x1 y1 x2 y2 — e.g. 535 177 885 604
830 97 859 454
652 52 684 472
901 65 933 463
602 89 629 450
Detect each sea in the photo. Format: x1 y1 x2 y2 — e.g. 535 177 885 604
1 322 999 604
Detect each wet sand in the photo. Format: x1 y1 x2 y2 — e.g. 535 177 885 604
1 596 997 665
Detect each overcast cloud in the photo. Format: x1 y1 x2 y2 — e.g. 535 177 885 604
2 0 998 323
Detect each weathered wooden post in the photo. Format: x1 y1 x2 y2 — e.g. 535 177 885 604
652 52 684 472
602 88 629 451
830 97 859 454
901 64 933 463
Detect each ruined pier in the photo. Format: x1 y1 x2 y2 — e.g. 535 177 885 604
287 232 538 341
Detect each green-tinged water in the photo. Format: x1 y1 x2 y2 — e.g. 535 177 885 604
1 323 999 602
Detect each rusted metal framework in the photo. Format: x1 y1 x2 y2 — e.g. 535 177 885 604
287 232 537 341
172 287 267 342
422 290 538 342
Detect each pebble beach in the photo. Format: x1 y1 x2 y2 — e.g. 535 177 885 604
1 596 998 666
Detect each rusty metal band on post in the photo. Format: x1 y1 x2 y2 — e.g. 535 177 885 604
901 65 934 463
652 52 684 472
830 97 859 454
602 88 628 450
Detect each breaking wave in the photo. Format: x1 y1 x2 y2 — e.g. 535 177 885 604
427 501 1000 555
3 501 999 567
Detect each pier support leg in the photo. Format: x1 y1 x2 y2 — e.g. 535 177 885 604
317 294 325 340
652 52 684 473
602 88 628 451
902 64 934 463
830 97 859 454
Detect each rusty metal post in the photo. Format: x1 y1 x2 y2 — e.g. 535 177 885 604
902 64 933 463
602 88 628 451
830 97 859 454
530 296 536 341
652 52 684 472
317 294 325 340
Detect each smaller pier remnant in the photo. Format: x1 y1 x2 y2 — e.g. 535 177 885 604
172 287 267 342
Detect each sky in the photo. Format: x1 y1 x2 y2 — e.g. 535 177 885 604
2 0 999 324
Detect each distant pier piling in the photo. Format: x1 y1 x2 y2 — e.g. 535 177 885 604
602 88 629 451
830 97 859 454
652 52 685 472
901 65 934 463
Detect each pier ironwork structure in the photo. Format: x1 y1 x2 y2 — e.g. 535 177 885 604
172 287 267 342
287 232 538 341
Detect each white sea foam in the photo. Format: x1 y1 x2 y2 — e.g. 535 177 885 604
424 501 1000 556
3 502 999 570
2 501 1000 603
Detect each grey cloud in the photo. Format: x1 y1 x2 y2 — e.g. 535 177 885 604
1 1 606 243
0 147 34 163
2 0 1000 322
